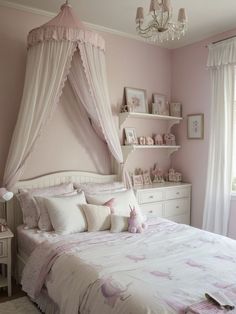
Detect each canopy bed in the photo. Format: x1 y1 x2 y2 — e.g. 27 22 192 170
1 2 236 314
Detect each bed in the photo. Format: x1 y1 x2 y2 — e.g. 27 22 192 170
8 171 236 314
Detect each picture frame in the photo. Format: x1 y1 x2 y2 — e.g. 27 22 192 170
124 127 138 145
187 114 204 139
143 172 152 185
152 93 169 116
125 87 148 113
170 102 182 117
133 174 144 187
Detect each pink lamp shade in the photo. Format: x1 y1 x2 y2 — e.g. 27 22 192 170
136 7 144 24
163 0 171 12
149 0 160 13
178 8 187 23
0 188 13 202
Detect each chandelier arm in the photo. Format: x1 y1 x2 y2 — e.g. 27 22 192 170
163 10 170 29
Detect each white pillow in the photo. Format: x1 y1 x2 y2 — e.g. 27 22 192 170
82 204 111 232
110 215 128 233
44 193 87 235
86 189 142 218
35 191 78 231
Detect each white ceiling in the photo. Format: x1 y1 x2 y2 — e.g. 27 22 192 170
2 0 236 49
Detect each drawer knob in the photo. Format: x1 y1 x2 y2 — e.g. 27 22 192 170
149 196 154 199
149 210 153 213
176 206 179 209
176 192 180 195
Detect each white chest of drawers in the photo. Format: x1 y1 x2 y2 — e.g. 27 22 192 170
135 183 191 225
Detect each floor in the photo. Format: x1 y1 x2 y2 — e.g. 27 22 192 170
0 280 25 303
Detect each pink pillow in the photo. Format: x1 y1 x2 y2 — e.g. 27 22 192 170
17 182 74 229
74 182 125 194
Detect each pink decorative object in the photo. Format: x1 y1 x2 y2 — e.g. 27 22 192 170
145 136 154 145
163 133 176 145
151 163 165 183
168 168 182 182
128 205 147 233
139 136 146 145
154 134 163 145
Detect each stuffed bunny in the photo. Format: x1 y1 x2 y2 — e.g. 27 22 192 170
128 205 147 233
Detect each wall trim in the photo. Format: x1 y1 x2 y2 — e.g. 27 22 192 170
0 0 160 47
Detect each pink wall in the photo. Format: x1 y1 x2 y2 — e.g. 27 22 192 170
171 29 236 239
0 5 171 183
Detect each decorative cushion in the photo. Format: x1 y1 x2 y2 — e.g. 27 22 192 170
110 215 129 233
82 204 111 232
44 193 87 235
86 189 143 218
35 191 78 231
74 181 125 195
17 183 74 229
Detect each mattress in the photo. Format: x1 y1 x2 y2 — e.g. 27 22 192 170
17 225 62 258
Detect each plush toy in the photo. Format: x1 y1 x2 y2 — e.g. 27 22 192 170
128 205 147 233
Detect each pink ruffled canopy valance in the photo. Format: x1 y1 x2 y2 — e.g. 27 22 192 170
27 3 105 50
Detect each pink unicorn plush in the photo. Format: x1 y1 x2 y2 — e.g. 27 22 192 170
128 205 147 233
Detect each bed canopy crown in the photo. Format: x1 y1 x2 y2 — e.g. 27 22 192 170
3 1 125 190
27 2 105 50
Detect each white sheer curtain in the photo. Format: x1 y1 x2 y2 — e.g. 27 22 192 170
3 41 76 189
77 43 123 164
203 40 235 235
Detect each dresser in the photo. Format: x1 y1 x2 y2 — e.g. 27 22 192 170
135 182 191 225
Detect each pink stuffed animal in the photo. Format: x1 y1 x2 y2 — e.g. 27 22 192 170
128 205 147 233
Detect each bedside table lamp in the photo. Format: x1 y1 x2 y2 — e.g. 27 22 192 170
0 188 13 224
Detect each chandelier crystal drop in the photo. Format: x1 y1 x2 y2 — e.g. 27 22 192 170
135 0 187 43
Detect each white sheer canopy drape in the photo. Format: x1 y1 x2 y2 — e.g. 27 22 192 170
3 41 76 189
203 40 235 236
69 50 123 163
3 3 124 190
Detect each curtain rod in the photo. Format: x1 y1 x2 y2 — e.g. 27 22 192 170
206 34 236 48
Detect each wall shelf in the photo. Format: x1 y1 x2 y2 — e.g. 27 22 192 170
119 112 183 132
121 145 181 163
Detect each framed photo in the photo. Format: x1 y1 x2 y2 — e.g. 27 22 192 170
152 94 169 116
170 102 182 117
187 114 204 139
125 87 148 113
124 128 138 145
133 175 143 187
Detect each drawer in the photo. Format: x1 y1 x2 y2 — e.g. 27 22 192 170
164 198 190 218
141 203 164 218
165 187 190 200
168 214 190 225
0 240 7 258
139 190 164 204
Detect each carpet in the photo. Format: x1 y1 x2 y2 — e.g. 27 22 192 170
0 296 41 314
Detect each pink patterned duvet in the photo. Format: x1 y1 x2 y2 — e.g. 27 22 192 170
22 218 236 314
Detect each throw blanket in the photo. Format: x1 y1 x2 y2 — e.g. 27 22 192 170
22 218 236 314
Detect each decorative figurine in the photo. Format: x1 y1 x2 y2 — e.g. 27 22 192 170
154 134 164 145
163 133 176 146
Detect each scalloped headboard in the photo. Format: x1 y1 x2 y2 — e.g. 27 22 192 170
7 170 118 234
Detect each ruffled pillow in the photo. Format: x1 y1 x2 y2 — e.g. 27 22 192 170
17 182 74 229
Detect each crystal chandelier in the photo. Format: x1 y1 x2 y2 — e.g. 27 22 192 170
135 0 187 43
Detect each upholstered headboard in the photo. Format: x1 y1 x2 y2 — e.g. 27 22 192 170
7 170 118 235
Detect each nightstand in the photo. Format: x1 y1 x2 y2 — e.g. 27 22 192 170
0 228 13 297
